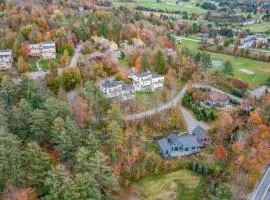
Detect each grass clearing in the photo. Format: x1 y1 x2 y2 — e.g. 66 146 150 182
138 170 206 200
113 0 205 14
29 53 62 71
178 39 270 89
241 21 270 33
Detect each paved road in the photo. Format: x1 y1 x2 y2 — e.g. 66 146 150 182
124 85 187 121
180 37 201 43
124 85 209 133
69 44 83 68
252 166 270 200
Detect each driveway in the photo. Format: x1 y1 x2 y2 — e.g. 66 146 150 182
69 44 83 68
124 85 209 133
180 106 209 133
251 166 270 200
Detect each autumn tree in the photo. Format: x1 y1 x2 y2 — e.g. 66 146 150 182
214 145 228 161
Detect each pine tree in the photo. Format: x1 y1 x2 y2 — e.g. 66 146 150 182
30 109 50 142
141 53 149 71
98 18 109 38
223 60 233 76
8 99 33 140
155 50 166 75
12 32 25 60
76 150 118 194
0 127 21 190
21 142 51 193
44 165 77 200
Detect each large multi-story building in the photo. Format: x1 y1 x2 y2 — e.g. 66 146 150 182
100 80 135 101
28 41 56 59
128 71 164 92
0 49 12 70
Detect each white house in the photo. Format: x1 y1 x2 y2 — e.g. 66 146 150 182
41 41 56 59
29 41 56 59
0 49 12 70
129 71 164 92
100 80 135 101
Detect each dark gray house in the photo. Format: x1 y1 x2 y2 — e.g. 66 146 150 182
158 134 202 158
192 126 211 147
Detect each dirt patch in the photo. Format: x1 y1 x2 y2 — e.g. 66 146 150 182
239 68 255 75
117 185 141 200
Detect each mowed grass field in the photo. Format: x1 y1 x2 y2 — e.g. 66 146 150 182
242 21 270 33
138 170 206 200
112 0 205 14
178 39 270 89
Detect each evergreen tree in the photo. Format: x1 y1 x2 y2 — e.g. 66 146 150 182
141 53 149 71
0 75 19 108
155 50 166 75
0 127 21 190
75 149 118 195
8 99 33 140
98 18 109 38
30 109 50 142
76 23 88 41
194 52 202 63
44 165 77 200
21 142 51 194
19 76 45 108
223 60 233 76
12 32 25 60
200 53 212 71
74 173 101 200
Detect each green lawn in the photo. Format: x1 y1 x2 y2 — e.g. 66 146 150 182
113 0 205 14
138 170 206 200
178 39 270 89
29 53 62 71
241 21 270 33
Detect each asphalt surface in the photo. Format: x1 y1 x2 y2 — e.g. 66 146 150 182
124 85 209 133
252 166 270 200
69 44 82 68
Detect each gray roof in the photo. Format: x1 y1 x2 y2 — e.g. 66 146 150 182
158 134 202 152
192 126 209 138
101 80 122 89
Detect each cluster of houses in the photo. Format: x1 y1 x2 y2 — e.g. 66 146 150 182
158 126 211 158
91 36 121 61
100 71 164 101
240 34 270 49
0 49 12 70
0 41 56 71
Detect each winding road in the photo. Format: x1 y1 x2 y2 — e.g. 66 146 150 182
124 85 209 133
252 166 270 200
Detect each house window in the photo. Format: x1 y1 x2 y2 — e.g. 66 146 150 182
185 148 188 151
192 147 195 150
204 139 207 141
175 147 178 151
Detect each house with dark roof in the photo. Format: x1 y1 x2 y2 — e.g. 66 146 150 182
192 126 211 147
158 134 202 158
